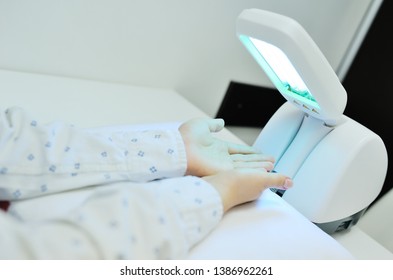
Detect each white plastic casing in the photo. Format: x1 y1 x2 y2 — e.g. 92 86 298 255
254 102 388 225
238 9 388 231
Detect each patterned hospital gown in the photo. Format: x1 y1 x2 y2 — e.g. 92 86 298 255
0 107 223 259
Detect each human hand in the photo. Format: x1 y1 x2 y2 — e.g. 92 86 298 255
203 169 293 212
179 118 275 177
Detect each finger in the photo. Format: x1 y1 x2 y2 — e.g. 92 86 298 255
227 142 260 154
235 168 293 191
207 118 225 133
231 153 275 163
234 161 274 171
262 173 293 190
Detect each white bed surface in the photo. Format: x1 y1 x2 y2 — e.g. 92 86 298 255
0 69 353 259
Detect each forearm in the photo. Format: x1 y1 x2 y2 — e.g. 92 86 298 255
0 107 187 200
0 176 223 259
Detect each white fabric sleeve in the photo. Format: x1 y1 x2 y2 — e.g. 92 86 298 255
0 107 187 200
0 176 223 259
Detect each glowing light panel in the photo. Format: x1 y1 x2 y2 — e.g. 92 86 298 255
239 35 320 109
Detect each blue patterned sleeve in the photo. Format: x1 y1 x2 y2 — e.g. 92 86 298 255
0 107 187 200
0 176 223 259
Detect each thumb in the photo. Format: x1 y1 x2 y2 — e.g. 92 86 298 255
264 172 293 190
207 118 225 133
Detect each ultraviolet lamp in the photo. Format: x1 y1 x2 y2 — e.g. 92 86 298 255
237 9 388 234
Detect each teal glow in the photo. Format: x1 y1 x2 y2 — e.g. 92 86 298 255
239 35 320 109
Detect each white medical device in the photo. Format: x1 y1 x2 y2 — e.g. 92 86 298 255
237 9 388 233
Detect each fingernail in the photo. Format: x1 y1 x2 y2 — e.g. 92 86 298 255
283 178 293 189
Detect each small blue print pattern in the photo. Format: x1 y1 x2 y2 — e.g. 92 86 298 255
40 185 48 192
149 166 157 173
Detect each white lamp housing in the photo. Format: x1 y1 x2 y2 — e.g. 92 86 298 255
237 9 388 234
237 8 347 126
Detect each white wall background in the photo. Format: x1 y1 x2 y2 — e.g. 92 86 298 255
0 0 374 117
